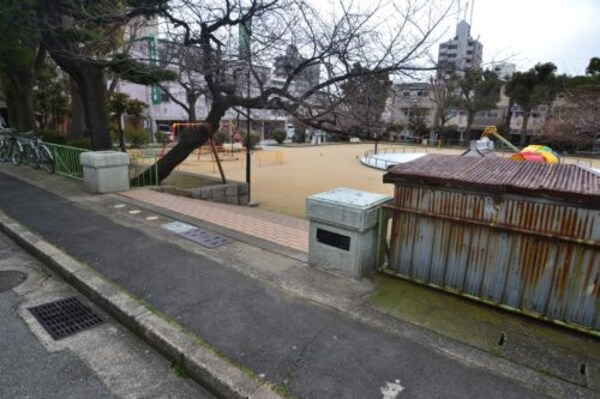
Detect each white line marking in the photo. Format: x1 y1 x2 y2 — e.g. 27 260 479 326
381 379 405 398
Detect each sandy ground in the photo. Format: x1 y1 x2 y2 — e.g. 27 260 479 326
176 144 452 218
171 143 600 218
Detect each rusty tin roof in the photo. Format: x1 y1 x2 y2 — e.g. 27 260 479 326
383 154 600 206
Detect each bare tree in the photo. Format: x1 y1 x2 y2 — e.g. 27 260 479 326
157 40 208 121
543 86 600 151
138 0 455 183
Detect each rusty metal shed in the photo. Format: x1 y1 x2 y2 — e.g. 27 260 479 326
382 154 600 335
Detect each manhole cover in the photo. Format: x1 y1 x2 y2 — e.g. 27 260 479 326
178 228 231 248
0 271 27 292
28 297 103 340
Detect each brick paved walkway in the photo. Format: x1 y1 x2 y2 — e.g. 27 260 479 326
120 189 309 252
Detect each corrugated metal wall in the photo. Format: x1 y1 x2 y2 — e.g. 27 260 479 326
387 184 600 332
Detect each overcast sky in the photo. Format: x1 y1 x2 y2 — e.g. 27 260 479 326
440 0 599 75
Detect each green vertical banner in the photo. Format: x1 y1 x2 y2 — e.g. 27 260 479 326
239 18 252 62
146 36 161 105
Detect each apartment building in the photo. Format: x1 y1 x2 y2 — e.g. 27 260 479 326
438 21 483 76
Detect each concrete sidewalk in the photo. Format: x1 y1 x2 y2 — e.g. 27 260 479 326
0 166 592 398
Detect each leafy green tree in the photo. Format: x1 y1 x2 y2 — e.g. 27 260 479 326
37 0 171 150
505 63 560 146
0 0 171 147
450 69 502 140
107 92 147 152
34 58 70 130
586 57 600 77
0 0 43 131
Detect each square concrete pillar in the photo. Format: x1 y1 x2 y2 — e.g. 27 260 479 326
306 188 392 279
80 151 130 193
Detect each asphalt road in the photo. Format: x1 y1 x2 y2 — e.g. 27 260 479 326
0 171 547 398
0 231 213 399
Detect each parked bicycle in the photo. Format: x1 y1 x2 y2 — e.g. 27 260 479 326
0 128 21 165
12 131 55 173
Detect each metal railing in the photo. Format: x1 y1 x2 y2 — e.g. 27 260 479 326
41 142 87 180
129 153 160 187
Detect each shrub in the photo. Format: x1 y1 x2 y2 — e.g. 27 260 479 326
215 129 231 145
40 130 67 145
272 130 287 144
241 131 261 148
125 127 150 148
66 138 92 149
155 131 168 143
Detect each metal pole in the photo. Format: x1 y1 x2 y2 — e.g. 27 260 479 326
246 65 251 202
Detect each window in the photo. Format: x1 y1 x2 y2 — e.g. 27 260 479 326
403 91 410 97
160 88 171 103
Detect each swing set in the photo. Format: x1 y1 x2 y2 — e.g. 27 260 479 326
159 122 227 184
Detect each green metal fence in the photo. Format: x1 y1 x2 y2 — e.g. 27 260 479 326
43 142 88 180
129 153 160 187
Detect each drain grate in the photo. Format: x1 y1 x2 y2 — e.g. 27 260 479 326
163 222 231 249
178 228 230 248
0 271 27 292
28 297 103 340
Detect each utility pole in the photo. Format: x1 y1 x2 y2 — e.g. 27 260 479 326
240 14 253 203
246 65 251 201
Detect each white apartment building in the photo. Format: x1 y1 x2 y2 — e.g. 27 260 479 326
438 21 483 75
491 62 516 80
384 82 436 139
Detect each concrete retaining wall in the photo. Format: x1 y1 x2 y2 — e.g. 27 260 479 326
156 182 249 205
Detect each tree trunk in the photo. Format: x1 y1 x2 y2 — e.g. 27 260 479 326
465 111 476 141
118 115 126 152
77 65 112 150
504 98 514 133
1 76 18 128
2 71 36 131
187 92 198 121
48 48 112 150
135 125 210 185
519 113 530 147
134 102 227 185
68 78 86 140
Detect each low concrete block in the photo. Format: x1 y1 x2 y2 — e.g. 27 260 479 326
211 186 226 198
226 196 239 205
225 184 238 196
201 190 212 200
306 188 391 279
81 151 130 193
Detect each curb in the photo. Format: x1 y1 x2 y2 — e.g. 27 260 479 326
0 211 283 399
